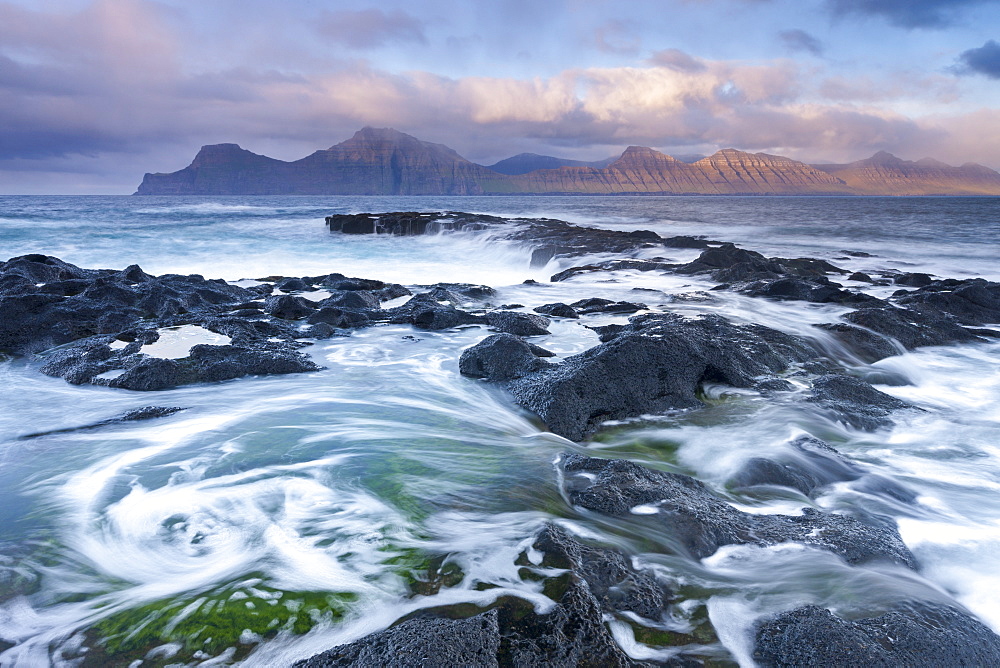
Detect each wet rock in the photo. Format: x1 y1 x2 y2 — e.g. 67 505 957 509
842 305 980 349
0 256 263 355
275 277 313 292
848 271 873 282
19 406 187 439
534 302 580 319
459 334 551 381
499 578 644 667
730 436 865 496
562 454 916 568
753 602 1000 668
509 313 814 441
294 610 501 667
894 272 934 287
297 567 648 668
306 307 372 329
738 277 862 304
317 290 379 311
263 294 316 320
775 258 846 277
425 282 498 302
384 294 485 330
533 524 670 620
807 374 916 430
813 322 902 363
485 311 551 336
662 235 711 249
895 278 1000 326
569 298 646 315
676 244 784 282
550 259 675 283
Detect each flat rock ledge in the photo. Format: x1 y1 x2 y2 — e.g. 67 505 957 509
561 454 916 568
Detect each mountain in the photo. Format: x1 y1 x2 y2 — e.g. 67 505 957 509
135 128 1000 196
485 153 616 175
136 127 507 195
504 146 853 194
814 151 1000 195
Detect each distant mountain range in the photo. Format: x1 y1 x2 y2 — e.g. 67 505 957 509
135 127 1000 196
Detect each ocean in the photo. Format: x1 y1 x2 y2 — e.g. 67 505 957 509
1 195 999 666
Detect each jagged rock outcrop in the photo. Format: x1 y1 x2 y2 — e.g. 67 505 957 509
134 128 1000 195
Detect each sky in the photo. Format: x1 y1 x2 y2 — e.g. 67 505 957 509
1 0 1000 193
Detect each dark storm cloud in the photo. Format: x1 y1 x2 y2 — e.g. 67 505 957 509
956 39 1000 78
317 9 427 49
825 0 997 28
778 29 824 55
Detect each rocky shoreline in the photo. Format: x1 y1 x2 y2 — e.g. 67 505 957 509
2 211 1000 665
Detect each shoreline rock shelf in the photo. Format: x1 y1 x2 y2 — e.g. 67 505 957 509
3 210 1000 665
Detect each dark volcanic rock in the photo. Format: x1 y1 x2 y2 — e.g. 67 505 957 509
894 272 934 287
533 524 670 620
484 310 551 336
753 602 1000 668
19 406 186 439
534 302 579 319
263 294 316 320
895 278 1000 326
814 322 902 363
808 374 915 430
295 611 502 667
676 244 784 281
459 334 551 381
299 580 646 668
549 259 675 283
509 313 814 441
306 307 372 329
562 454 916 568
731 436 865 497
842 305 980 349
384 293 485 330
569 297 646 315
738 277 879 306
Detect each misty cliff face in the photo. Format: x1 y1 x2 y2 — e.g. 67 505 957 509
815 151 1000 195
135 129 1000 196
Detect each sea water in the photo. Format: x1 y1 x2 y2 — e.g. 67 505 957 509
0 195 998 666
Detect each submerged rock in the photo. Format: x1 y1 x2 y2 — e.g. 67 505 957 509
730 436 865 497
562 454 916 568
842 305 980 349
753 602 1000 668
807 374 916 430
18 406 186 439
508 313 814 441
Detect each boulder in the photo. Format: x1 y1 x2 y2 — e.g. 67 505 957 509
753 602 1000 668
813 322 902 363
730 436 865 497
459 334 551 381
534 303 579 319
484 311 551 336
569 298 646 315
508 313 814 441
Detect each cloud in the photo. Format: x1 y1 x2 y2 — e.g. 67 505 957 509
317 9 426 49
824 0 996 29
955 39 1000 78
647 49 707 73
778 29 824 55
594 20 640 55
